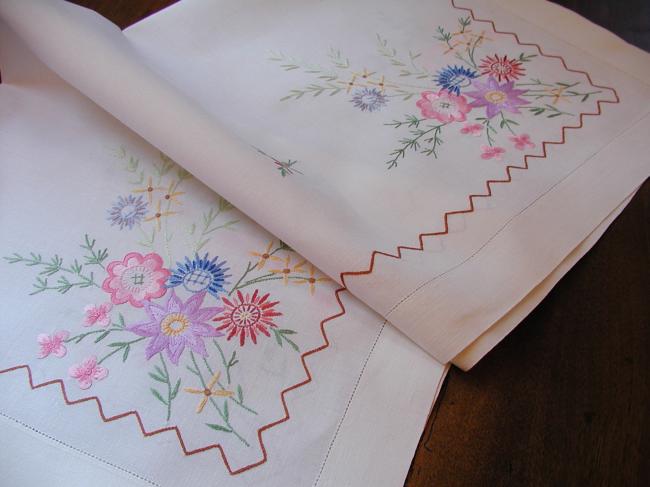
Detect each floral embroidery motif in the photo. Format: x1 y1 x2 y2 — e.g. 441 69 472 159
271 16 604 168
167 253 230 298
107 195 148 230
478 54 525 82
480 145 506 160
127 290 223 365
83 302 113 327
68 356 108 389
184 370 233 413
434 65 478 95
293 264 329 295
214 290 282 346
37 331 70 359
416 90 472 123
350 87 388 112
269 255 306 285
509 133 535 150
466 77 529 119
460 122 483 136
253 147 302 177
102 252 170 307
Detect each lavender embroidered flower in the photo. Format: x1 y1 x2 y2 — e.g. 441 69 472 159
433 65 478 95
465 76 529 119
107 194 148 230
127 290 223 365
350 88 388 112
167 254 231 298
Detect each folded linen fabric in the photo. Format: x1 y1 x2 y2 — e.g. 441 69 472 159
0 0 648 485
2 0 648 366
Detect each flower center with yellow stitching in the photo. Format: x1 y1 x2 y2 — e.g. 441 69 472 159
160 313 190 336
485 90 507 104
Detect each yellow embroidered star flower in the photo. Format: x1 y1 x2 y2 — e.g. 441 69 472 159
294 264 330 295
133 176 164 204
162 181 185 205
250 240 275 270
144 200 177 230
184 371 233 414
269 255 306 285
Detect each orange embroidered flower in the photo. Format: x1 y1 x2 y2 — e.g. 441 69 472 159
294 265 329 295
184 371 233 413
144 200 177 230
162 181 185 205
133 176 164 204
269 255 305 285
249 240 275 270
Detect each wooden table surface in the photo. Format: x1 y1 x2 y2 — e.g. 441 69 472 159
67 1 650 485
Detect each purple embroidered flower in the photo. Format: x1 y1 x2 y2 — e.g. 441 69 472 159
127 290 223 365
465 76 529 119
107 195 148 230
350 88 388 112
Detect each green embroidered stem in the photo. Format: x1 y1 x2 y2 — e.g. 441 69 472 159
4 235 108 296
80 234 109 269
65 326 123 345
272 328 300 352
188 352 250 447
386 121 446 169
498 111 518 136
477 117 497 146
202 355 258 415
149 354 180 422
190 199 239 254
528 104 574 118
213 339 237 384
97 337 145 365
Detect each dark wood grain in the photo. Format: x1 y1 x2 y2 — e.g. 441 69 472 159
67 1 650 485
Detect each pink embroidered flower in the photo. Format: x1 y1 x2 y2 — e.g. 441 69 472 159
68 356 108 389
127 290 223 365
102 252 170 308
83 302 113 327
481 145 506 160
509 133 535 150
460 123 483 136
416 90 472 123
37 331 69 359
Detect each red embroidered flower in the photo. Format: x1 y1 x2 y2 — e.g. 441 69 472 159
479 54 525 82
416 90 472 123
214 290 282 346
480 145 506 160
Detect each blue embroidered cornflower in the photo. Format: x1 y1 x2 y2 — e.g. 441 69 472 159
433 65 478 95
350 87 388 112
107 194 148 230
167 253 231 298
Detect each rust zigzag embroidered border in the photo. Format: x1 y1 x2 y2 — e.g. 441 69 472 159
0 0 620 476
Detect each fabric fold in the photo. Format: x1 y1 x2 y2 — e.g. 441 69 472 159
2 0 648 364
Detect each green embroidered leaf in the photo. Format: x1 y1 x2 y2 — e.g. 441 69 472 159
278 329 296 335
171 379 181 400
149 372 167 383
94 331 110 343
154 365 167 379
206 423 231 433
116 313 126 329
150 388 168 405
108 342 128 347
237 385 244 404
223 401 229 422
122 345 130 362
